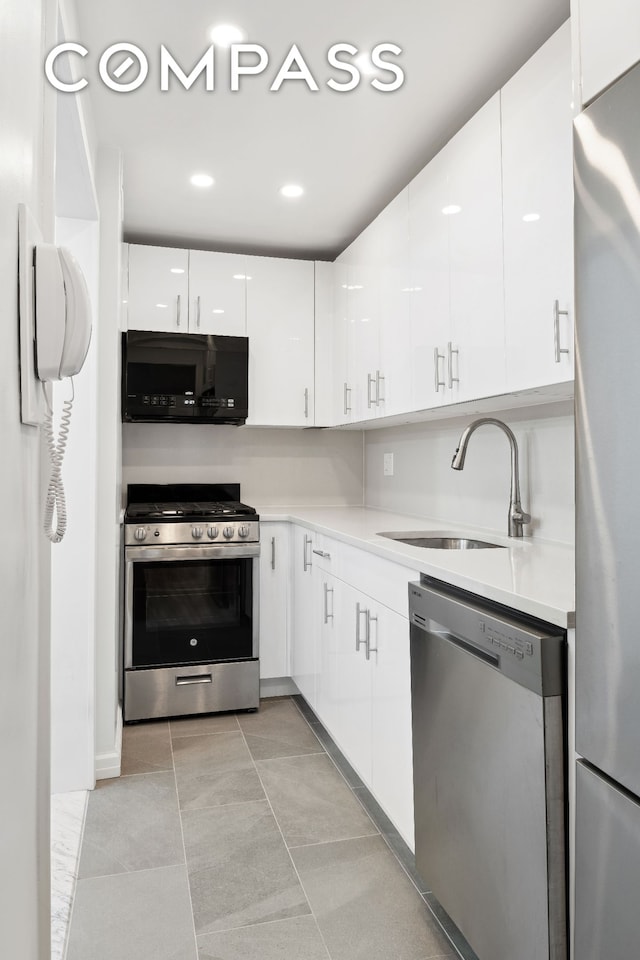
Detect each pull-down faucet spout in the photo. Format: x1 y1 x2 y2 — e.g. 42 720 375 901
451 418 531 538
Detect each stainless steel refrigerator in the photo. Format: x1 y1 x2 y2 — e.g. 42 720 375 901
574 60 640 958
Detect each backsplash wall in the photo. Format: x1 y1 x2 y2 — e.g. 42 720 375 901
364 406 575 544
122 424 364 506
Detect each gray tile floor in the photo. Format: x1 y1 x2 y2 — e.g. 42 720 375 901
66 696 464 960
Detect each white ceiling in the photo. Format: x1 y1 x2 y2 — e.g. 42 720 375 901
75 0 569 260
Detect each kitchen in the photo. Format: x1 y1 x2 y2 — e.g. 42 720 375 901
1 1 638 959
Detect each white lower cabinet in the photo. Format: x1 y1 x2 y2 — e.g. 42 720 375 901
291 527 319 708
258 523 290 680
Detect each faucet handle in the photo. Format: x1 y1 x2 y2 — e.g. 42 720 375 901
513 508 531 525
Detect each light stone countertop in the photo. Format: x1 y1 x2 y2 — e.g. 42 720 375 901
256 504 575 629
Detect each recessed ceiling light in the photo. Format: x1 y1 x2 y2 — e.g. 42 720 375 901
522 213 540 222
190 173 214 188
280 184 304 198
210 24 246 47
170 268 185 274
212 309 225 314
156 303 168 309
442 204 462 216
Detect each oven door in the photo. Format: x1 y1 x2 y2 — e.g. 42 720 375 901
124 543 259 670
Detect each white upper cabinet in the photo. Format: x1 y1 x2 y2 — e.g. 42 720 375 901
502 22 574 392
344 227 382 422
409 148 451 409
377 189 412 417
446 94 506 403
127 244 189 332
245 255 315 426
576 0 640 104
314 261 335 427
188 250 247 336
331 261 352 425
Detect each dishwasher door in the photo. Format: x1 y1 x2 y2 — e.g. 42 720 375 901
409 579 566 960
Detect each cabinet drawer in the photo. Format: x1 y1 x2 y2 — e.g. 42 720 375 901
321 536 417 617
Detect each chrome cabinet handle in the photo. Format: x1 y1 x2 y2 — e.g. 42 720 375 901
196 295 201 328
376 370 385 404
304 387 309 419
367 372 376 408
447 342 459 388
434 347 445 392
303 535 312 571
312 549 331 559
355 602 367 652
323 582 334 623
270 536 276 570
176 294 182 327
365 611 378 661
553 300 570 363
343 382 352 415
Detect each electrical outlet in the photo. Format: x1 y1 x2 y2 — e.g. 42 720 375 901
383 452 394 476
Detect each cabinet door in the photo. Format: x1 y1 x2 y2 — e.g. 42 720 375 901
447 95 506 403
377 189 412 417
331 261 352 425
127 244 189 332
291 528 318 707
408 150 451 409
502 23 574 391
188 250 247 336
577 0 640 104
258 523 290 679
245 256 315 426
370 605 415 849
314 261 335 427
345 228 380 422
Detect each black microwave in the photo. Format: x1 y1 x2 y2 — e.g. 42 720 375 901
122 331 249 424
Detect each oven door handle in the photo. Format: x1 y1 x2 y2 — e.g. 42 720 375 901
125 543 260 562
175 673 213 686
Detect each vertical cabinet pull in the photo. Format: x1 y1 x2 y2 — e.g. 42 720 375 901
553 300 570 363
270 536 276 570
447 342 459 389
365 611 378 661
343 382 352 415
196 295 201 328
434 347 445 392
304 387 309 419
355 602 367 652
367 373 376 408
176 294 182 328
303 535 312 572
323 582 334 623
376 371 385 405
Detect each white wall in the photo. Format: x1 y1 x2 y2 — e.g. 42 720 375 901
122 425 365 506
0 0 56 957
50 217 99 793
364 405 575 544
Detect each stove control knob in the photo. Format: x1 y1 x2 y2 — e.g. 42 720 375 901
207 526 219 540
192 526 204 540
134 527 147 541
238 524 250 539
223 525 235 539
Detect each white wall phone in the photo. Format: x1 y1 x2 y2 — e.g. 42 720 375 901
18 204 93 543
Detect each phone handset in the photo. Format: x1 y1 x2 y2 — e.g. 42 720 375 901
34 244 92 543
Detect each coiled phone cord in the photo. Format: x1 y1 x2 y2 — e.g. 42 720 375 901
42 379 74 544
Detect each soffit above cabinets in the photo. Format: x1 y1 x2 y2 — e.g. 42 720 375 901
74 0 568 259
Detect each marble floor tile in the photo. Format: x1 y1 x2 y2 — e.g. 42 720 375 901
173 731 264 810
120 720 173 776
170 713 240 739
51 790 88 960
182 799 310 936
66 864 197 960
78 772 183 879
291 835 456 960
197 915 330 960
256 754 378 848
238 698 323 761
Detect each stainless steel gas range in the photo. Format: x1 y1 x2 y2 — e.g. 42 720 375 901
123 483 260 722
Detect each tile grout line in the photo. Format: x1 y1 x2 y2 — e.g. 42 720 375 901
236 722 334 960
287 829 380 851
168 724 201 960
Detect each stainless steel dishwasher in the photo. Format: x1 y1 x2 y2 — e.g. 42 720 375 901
409 577 567 960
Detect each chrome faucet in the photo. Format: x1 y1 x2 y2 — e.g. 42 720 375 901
451 418 531 538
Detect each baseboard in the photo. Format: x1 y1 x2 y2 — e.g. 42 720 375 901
95 704 123 780
260 677 298 698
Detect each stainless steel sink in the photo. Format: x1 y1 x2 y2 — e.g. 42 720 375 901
377 531 505 550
